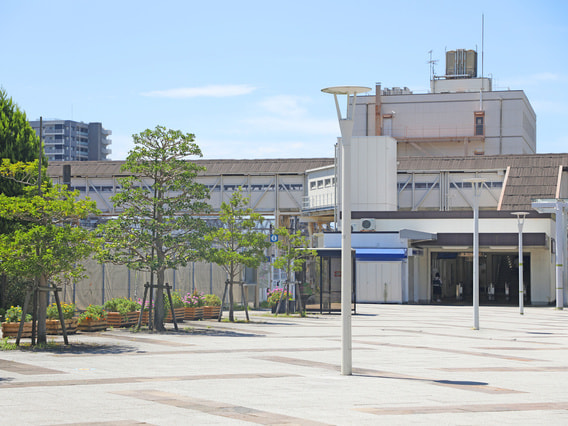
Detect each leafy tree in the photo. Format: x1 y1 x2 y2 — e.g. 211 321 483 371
0 160 101 344
0 89 44 309
272 227 316 315
205 189 270 322
98 126 210 332
0 89 41 195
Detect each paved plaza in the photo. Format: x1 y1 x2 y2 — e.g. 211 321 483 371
1 304 568 425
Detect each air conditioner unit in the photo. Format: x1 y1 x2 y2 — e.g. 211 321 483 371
360 218 376 231
352 219 376 232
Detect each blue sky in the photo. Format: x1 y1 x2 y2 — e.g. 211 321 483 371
2 0 567 160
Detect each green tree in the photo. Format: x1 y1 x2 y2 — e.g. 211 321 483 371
0 89 41 195
98 126 210 332
272 227 316 315
0 160 101 344
0 89 44 309
205 189 270 322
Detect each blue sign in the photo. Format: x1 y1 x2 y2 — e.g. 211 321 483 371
269 234 278 243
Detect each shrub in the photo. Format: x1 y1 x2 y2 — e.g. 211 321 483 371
104 297 139 315
267 288 291 307
46 302 76 320
204 294 221 306
165 291 185 310
5 306 31 323
78 305 107 323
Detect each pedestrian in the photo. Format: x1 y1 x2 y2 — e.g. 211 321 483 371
433 272 442 302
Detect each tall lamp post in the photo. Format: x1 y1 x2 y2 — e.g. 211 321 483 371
465 178 485 330
511 212 528 315
322 86 371 375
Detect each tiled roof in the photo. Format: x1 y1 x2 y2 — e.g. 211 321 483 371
399 154 568 211
46 158 335 178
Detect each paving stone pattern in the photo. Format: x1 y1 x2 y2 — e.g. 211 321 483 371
1 305 568 425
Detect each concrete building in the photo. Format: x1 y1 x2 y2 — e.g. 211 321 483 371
29 119 112 161
352 49 536 157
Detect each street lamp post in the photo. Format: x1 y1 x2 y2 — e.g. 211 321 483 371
465 178 485 330
511 212 528 315
322 86 371 376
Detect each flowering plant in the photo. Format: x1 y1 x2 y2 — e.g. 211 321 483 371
5 306 32 323
137 298 153 311
204 294 221 307
78 305 107 323
166 292 185 310
267 288 291 307
46 302 76 320
183 291 205 307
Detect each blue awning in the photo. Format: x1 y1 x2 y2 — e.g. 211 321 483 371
355 248 407 261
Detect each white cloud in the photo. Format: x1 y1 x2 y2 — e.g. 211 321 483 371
500 73 563 88
107 133 135 160
141 84 256 98
243 116 337 135
243 95 337 135
258 95 310 117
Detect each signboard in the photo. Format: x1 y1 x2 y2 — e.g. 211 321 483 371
269 234 278 243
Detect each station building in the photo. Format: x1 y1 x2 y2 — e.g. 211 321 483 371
46 49 568 308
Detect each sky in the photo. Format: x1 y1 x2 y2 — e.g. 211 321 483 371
2 0 567 160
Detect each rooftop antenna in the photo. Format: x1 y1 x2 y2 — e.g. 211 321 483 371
481 13 485 79
427 50 438 81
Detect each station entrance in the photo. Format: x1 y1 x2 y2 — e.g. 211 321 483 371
431 251 530 305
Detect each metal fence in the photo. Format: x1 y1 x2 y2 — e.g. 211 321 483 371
58 257 256 309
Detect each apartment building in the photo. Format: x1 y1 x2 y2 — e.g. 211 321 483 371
29 119 112 161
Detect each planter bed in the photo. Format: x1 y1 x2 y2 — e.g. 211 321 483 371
184 306 204 321
165 307 185 323
2 322 33 338
78 319 107 332
202 306 221 319
106 311 139 328
46 318 78 335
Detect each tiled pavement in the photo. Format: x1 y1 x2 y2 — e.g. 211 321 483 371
1 304 568 425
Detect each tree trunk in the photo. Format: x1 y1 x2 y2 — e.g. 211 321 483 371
37 274 48 344
154 269 166 332
228 280 234 322
0 273 6 309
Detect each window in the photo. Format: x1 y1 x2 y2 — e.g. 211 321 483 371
474 111 485 136
310 181 316 190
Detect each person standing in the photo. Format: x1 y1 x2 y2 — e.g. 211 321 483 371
433 272 442 302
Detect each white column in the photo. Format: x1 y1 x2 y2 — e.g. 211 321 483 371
555 204 564 310
473 186 479 330
518 219 525 314
465 178 485 330
339 124 352 375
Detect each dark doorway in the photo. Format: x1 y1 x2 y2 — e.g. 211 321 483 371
431 251 530 305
